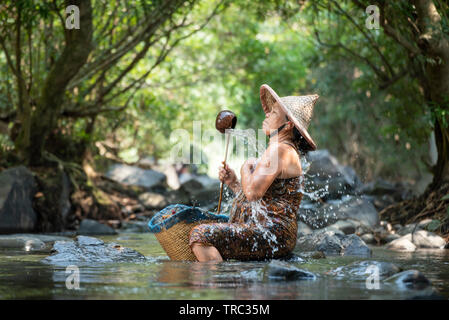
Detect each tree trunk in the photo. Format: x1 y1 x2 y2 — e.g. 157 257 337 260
413 0 449 187
431 118 449 186
17 0 93 165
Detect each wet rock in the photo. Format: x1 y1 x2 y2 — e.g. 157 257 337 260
179 174 220 190
188 188 219 208
341 234 372 256
396 220 435 237
330 261 402 279
0 166 37 233
385 270 432 290
77 235 104 246
240 269 264 281
395 230 446 249
0 234 45 251
106 163 167 192
384 233 401 243
42 235 146 265
322 226 345 235
138 192 167 210
304 150 361 199
4 233 71 243
417 219 433 229
296 230 371 257
302 196 379 230
359 179 413 209
327 220 358 235
297 201 319 223
166 188 191 205
77 219 117 235
178 174 221 208
297 221 313 236
279 252 306 263
359 178 397 197
119 221 149 233
263 260 316 281
396 224 421 236
296 230 338 254
149 162 180 190
386 237 416 252
361 233 376 245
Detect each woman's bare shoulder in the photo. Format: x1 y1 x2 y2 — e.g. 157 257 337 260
277 142 302 178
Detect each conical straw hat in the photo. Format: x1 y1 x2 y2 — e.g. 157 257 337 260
260 84 319 151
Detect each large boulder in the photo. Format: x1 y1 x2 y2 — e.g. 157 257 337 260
41 235 146 265
138 157 180 190
303 150 361 200
138 192 168 210
179 174 220 208
296 230 371 257
299 196 379 230
358 179 413 202
386 230 446 251
0 166 37 233
105 163 167 192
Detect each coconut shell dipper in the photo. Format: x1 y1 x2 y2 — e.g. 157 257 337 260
215 110 237 215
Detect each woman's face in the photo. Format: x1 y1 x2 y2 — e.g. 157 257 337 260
262 102 288 136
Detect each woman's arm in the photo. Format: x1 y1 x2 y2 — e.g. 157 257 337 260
218 161 241 194
228 179 242 194
240 144 287 201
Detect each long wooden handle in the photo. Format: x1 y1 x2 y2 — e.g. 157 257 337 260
217 133 231 215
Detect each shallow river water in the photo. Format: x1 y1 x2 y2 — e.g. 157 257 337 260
1 232 449 300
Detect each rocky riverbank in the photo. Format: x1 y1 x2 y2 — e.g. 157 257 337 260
1 150 448 255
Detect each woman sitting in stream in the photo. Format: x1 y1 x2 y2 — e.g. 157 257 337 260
189 84 319 262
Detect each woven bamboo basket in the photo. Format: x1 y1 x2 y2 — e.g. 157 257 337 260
148 204 228 261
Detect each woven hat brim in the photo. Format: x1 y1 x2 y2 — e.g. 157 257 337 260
260 84 317 151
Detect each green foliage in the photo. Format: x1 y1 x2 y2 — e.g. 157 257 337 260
426 219 442 232
0 0 442 184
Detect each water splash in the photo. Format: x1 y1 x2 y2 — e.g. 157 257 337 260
217 128 338 241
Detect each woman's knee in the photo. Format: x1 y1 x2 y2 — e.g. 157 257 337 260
191 242 223 262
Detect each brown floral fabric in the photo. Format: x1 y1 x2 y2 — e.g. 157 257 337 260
189 174 303 261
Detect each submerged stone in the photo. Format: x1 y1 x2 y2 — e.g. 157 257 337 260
0 234 46 251
42 235 146 265
263 260 316 281
385 270 432 290
329 261 402 280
